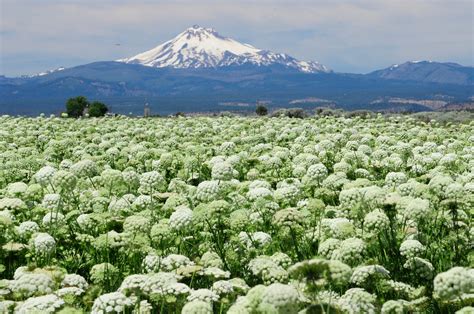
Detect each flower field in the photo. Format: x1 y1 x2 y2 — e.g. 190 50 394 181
0 115 472 313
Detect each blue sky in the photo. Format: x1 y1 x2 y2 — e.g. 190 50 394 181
1 0 472 76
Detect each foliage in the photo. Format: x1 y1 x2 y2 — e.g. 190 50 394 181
65 96 89 118
88 102 108 117
0 114 472 313
65 97 108 118
256 105 268 116
271 108 307 118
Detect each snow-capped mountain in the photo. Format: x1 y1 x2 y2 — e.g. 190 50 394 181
118 25 330 73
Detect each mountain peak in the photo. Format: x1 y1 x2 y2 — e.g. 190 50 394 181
118 26 330 73
186 25 217 33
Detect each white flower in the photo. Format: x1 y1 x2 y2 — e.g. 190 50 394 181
212 280 234 295
403 198 430 222
76 214 94 230
331 237 366 266
169 206 194 231
400 239 425 259
181 300 213 314
364 209 390 231
118 274 149 294
34 166 56 186
42 211 64 226
247 187 273 201
139 171 166 194
0 198 26 211
30 233 56 255
55 287 85 297
163 282 191 296
381 300 410 314
306 164 328 181
142 272 180 295
350 265 390 286
195 180 221 202
339 188 362 208
318 238 341 259
238 231 272 248
161 254 194 271
403 257 434 279
433 267 474 303
187 289 219 303
52 170 77 191
6 182 28 197
338 288 376 314
15 294 64 314
17 221 40 238
70 159 97 178
91 292 134 314
61 274 89 290
385 172 408 188
258 283 300 314
10 273 55 297
211 162 234 181
123 215 152 234
142 254 162 273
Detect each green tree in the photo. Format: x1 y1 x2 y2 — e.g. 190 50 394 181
256 105 268 116
89 101 109 117
66 96 89 118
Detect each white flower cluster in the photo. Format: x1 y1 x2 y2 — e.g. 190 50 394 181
181 300 213 314
0 113 472 313
118 274 149 294
433 267 474 303
142 254 162 273
17 221 39 238
187 288 219 303
42 211 64 226
9 273 55 297
161 254 194 271
350 265 390 286
169 206 193 231
30 232 56 255
211 162 234 181
211 280 234 296
331 237 366 266
52 170 77 191
141 272 180 295
238 231 272 248
195 180 220 202
34 166 56 186
0 197 26 211
399 239 425 259
41 194 61 210
91 292 134 314
364 209 390 232
139 171 165 194
15 294 64 314
61 274 89 290
338 288 376 314
248 256 289 284
123 215 152 234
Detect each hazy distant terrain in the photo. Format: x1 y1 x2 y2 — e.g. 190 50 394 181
1 26 472 115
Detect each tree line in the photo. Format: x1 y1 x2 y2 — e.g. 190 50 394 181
65 96 108 118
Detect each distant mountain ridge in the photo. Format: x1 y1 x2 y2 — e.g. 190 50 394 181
368 61 474 85
0 26 472 115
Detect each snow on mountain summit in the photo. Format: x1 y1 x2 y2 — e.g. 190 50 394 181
118 25 330 73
